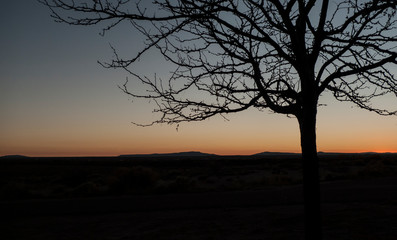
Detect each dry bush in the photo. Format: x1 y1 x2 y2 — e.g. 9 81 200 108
158 176 197 193
68 181 104 197
0 181 34 200
356 159 387 178
108 166 159 195
261 175 296 186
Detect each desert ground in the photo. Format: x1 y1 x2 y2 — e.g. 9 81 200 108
1 153 397 239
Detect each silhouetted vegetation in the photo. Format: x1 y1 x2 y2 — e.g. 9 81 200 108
1 153 396 200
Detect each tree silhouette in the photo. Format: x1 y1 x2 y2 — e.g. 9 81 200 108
39 0 397 239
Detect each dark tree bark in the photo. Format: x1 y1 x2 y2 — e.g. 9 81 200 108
298 104 322 239
296 63 322 238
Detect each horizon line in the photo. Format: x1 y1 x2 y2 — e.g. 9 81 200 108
2 150 397 158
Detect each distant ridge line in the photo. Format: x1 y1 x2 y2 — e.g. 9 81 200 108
119 151 217 158
0 155 29 159
1 151 396 159
253 152 300 156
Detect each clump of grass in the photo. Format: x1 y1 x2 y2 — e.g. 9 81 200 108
68 181 105 197
108 166 159 195
262 175 295 186
322 172 348 181
50 174 86 189
164 176 197 193
356 159 387 178
0 181 34 200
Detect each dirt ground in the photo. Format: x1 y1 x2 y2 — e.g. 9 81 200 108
2 177 397 240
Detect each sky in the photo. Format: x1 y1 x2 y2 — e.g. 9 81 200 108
1 1 396 157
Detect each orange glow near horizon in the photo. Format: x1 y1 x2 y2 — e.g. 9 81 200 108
2 117 396 157
2 147 397 158
2 114 396 157
2 102 397 157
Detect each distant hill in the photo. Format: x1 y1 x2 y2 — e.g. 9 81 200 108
119 151 217 158
253 152 300 156
0 155 29 159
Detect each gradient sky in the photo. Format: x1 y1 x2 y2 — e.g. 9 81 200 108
1 1 396 157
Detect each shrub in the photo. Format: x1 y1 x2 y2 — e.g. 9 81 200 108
356 159 386 178
108 166 159 195
0 181 34 200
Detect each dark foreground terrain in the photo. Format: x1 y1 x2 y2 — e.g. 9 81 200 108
1 153 397 239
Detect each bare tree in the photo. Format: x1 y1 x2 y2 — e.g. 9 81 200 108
39 0 397 239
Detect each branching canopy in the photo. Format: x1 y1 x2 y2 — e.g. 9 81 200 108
39 0 397 125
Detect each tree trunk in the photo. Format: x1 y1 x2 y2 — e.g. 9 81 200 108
298 105 322 240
